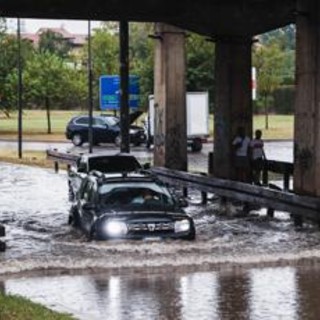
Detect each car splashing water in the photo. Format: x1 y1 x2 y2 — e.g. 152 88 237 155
1 161 320 275
2 161 320 319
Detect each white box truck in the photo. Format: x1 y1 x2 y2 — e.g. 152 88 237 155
146 92 209 152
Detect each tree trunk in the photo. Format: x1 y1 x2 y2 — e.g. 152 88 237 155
264 93 269 130
46 97 52 134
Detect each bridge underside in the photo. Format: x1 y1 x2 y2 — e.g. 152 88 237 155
4 0 320 198
1 0 296 37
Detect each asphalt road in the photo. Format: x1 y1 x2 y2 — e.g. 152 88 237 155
0 140 294 165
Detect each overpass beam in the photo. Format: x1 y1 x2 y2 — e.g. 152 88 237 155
213 37 253 179
294 0 320 196
153 23 187 170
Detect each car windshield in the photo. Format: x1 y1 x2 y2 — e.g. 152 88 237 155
104 116 119 127
98 182 175 210
88 156 141 173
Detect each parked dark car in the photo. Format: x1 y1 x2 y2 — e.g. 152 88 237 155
68 152 147 201
65 111 146 146
69 172 196 241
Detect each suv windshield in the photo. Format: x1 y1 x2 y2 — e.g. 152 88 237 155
88 156 141 173
104 116 119 127
98 182 175 209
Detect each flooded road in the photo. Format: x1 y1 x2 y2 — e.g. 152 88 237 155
1 141 320 319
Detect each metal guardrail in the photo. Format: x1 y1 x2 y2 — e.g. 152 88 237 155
46 149 79 172
151 167 320 222
47 149 320 223
208 152 293 191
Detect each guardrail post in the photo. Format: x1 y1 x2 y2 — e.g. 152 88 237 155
183 187 188 198
267 208 274 218
199 173 207 204
0 224 5 252
208 152 214 175
262 164 268 186
283 169 290 191
54 161 59 173
201 191 207 204
293 214 303 228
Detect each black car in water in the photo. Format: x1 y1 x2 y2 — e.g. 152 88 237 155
65 111 146 146
69 172 196 241
67 152 146 201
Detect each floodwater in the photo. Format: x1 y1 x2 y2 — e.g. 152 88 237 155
2 266 320 320
1 141 320 319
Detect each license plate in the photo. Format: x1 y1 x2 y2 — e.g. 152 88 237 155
143 237 161 241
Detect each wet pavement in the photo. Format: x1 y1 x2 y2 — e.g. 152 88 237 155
2 141 320 319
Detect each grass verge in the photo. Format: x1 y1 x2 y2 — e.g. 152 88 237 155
0 293 74 320
0 110 294 141
0 150 66 170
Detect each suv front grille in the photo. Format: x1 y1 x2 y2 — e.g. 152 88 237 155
128 222 174 232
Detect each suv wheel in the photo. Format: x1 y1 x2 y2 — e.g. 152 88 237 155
72 134 83 146
68 206 80 227
191 138 202 152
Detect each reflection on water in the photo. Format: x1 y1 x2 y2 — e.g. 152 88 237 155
2 266 320 320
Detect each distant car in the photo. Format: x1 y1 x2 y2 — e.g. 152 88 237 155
69 172 196 241
65 111 146 147
68 153 147 201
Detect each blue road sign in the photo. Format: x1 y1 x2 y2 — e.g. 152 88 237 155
99 75 140 110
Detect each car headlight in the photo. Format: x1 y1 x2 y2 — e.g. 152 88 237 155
174 219 190 233
129 129 137 134
104 220 128 237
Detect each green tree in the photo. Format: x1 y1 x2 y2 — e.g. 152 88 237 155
38 30 72 59
186 33 215 111
129 23 154 109
253 41 287 129
6 51 87 132
0 21 34 117
81 26 119 107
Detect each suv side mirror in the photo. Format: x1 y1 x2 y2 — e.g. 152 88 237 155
78 163 87 173
178 197 188 208
143 163 151 170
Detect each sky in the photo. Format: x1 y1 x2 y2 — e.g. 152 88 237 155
7 18 102 34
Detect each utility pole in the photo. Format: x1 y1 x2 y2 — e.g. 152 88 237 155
17 17 23 159
88 20 93 153
119 20 130 153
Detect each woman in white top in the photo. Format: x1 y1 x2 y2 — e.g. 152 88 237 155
249 129 266 185
232 126 251 182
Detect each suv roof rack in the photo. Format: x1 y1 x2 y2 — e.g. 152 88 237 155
88 170 104 178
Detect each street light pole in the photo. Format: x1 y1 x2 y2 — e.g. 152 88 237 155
88 20 94 153
119 20 130 153
17 17 23 159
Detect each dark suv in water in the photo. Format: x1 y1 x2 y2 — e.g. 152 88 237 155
65 112 146 146
69 172 196 241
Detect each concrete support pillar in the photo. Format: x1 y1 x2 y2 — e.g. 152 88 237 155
213 37 253 179
153 23 187 170
294 0 320 196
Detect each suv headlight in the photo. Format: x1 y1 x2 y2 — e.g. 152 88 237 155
129 129 137 134
104 220 128 237
174 219 190 233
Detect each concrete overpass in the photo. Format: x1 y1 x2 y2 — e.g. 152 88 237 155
0 0 296 37
2 0 320 198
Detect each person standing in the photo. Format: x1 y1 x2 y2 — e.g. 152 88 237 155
232 126 251 182
250 129 266 185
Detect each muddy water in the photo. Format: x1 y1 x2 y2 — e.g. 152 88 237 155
1 143 320 319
